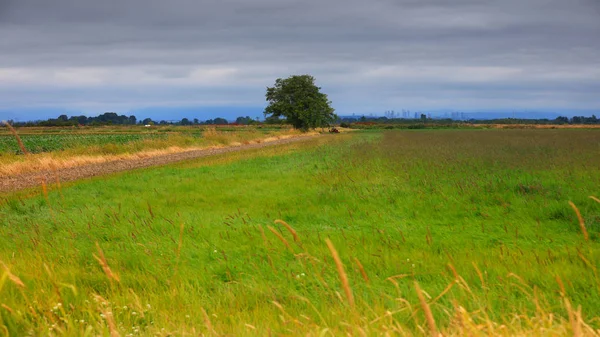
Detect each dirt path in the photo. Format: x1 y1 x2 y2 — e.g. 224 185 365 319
0 135 320 194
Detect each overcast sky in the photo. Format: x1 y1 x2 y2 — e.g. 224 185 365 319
1 0 599 120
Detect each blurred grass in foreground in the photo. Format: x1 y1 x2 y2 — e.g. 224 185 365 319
0 130 599 336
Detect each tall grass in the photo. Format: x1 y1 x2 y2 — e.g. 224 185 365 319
0 130 599 335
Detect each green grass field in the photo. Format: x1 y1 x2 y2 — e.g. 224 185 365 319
1 130 599 335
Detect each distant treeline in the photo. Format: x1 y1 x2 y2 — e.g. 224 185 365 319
339 115 600 126
6 112 599 128
7 113 274 127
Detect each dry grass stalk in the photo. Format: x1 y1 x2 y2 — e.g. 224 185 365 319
40 177 49 204
430 281 455 305
177 223 184 259
415 281 438 337
556 275 566 297
274 219 299 242
564 297 582 337
353 257 369 284
92 294 119 336
472 262 486 290
325 239 354 308
201 307 217 335
0 261 25 288
447 263 459 280
267 226 291 250
568 201 588 241
257 225 269 247
590 196 600 204
1 304 13 313
103 309 120 337
2 120 29 156
93 242 120 283
147 202 154 219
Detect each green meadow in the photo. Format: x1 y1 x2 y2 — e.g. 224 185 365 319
1 129 599 336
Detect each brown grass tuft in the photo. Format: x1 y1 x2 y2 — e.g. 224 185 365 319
568 201 588 241
274 219 299 242
93 242 120 283
415 281 439 337
556 275 566 297
2 121 29 156
257 225 269 247
353 257 369 284
93 294 120 337
0 261 25 288
564 297 582 337
325 239 354 308
201 307 217 335
1 304 14 313
267 225 291 250
177 223 184 259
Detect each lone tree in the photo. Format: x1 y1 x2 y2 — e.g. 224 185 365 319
264 75 337 130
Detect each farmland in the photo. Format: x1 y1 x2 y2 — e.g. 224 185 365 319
0 134 170 154
1 129 599 335
0 125 302 177
0 125 295 155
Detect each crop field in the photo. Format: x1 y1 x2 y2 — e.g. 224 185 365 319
0 125 302 177
0 129 599 335
0 134 172 155
0 125 293 155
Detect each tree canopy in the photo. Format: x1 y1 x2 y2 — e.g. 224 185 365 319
264 75 336 130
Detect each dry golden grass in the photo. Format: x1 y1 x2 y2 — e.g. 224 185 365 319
1 121 29 156
569 201 589 241
93 242 120 283
274 219 299 242
267 225 292 251
326 239 355 308
0 260 26 288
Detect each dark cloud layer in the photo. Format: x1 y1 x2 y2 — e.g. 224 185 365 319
1 0 599 119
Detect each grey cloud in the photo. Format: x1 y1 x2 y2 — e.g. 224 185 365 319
0 0 599 117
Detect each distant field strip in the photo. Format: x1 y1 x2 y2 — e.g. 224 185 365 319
0 134 171 154
0 134 321 193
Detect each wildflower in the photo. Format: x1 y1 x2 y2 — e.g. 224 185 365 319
131 311 137 316
123 305 128 310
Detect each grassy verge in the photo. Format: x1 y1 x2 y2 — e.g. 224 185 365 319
0 130 599 336
0 126 309 176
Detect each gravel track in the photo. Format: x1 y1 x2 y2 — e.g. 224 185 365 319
0 135 319 193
